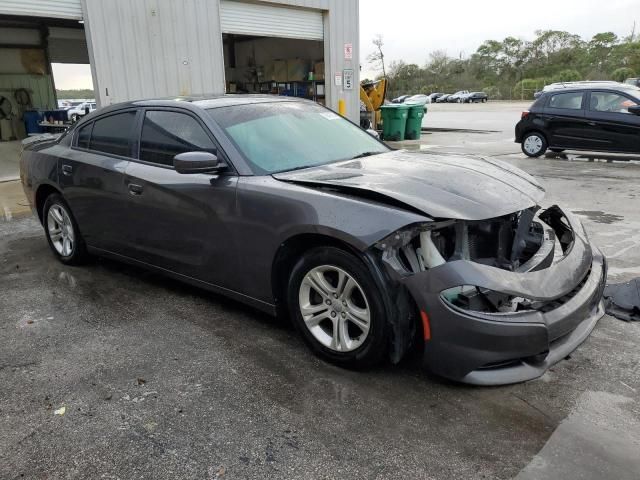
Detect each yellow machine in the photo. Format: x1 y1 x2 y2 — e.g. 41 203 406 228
359 78 387 129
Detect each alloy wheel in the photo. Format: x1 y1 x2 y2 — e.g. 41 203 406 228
47 204 75 257
298 265 371 353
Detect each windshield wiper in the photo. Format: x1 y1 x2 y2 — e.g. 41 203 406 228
351 151 381 160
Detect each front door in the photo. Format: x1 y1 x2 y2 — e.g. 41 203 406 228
121 109 240 291
584 90 640 153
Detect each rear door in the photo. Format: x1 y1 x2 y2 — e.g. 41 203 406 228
542 91 591 148
59 110 137 252
121 108 240 289
584 90 640 153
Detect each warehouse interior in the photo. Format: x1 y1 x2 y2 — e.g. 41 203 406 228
0 14 89 141
223 34 326 105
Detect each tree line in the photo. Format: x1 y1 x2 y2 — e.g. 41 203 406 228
372 29 640 100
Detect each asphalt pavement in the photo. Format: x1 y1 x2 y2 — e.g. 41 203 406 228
1 102 639 479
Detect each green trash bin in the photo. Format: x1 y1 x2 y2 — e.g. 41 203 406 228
380 104 409 141
405 105 425 140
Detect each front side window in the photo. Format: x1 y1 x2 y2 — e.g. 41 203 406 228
89 111 137 157
207 102 389 175
139 111 216 166
590 92 638 114
548 92 584 110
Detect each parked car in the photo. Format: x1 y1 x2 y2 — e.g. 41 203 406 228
465 92 488 103
533 81 621 99
516 83 640 157
625 78 640 87
428 92 444 103
391 95 410 104
447 90 470 103
67 101 97 122
21 95 606 385
404 94 429 112
435 94 451 103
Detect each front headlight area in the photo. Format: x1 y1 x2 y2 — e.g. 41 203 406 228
376 207 546 278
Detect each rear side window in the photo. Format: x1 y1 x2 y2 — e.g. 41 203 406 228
90 111 137 157
548 92 584 110
139 111 216 166
76 123 92 149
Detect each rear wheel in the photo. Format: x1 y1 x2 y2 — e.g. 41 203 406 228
521 132 547 157
43 194 89 265
287 247 388 369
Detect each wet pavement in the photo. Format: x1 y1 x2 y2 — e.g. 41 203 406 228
2 104 640 479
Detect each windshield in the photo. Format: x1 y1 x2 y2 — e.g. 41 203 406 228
207 102 389 175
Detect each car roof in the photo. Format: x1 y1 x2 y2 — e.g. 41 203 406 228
541 84 640 97
93 94 307 115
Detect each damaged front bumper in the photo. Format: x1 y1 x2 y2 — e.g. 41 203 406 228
396 207 607 385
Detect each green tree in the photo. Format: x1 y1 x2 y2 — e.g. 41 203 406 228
611 67 636 82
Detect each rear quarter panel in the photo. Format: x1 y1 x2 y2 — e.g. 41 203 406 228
20 141 64 218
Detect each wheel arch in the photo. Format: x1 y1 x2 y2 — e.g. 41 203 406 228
271 233 363 312
35 183 62 225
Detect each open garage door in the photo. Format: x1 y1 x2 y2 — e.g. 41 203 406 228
220 0 323 41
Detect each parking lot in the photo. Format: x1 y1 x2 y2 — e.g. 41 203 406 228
1 101 640 479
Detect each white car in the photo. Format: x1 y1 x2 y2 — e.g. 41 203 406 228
67 101 97 121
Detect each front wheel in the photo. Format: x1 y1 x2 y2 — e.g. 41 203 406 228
521 132 547 157
287 247 388 369
43 194 89 265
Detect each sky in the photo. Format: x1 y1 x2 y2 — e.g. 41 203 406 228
359 0 639 79
52 0 639 90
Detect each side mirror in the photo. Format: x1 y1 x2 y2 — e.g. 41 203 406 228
628 105 640 116
173 151 225 174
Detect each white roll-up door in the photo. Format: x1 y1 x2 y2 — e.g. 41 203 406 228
0 0 82 20
220 0 323 41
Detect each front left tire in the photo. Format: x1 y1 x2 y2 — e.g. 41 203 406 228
43 194 89 265
287 247 388 369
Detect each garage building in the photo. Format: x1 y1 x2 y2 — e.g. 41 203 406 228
0 0 360 141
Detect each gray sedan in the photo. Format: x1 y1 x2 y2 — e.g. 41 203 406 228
20 95 606 385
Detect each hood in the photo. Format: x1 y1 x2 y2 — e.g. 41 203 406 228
273 150 546 220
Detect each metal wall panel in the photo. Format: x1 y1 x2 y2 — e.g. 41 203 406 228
220 1 323 40
82 0 359 122
82 0 226 106
0 0 82 20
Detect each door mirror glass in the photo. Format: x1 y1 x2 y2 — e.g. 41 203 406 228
173 151 223 174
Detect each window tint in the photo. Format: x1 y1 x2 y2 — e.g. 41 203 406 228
139 111 216 166
549 92 584 110
90 111 136 157
76 123 92 149
590 92 638 113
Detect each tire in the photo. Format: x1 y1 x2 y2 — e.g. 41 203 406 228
287 247 388 369
70 114 79 122
43 193 89 265
521 131 548 157
482 98 487 103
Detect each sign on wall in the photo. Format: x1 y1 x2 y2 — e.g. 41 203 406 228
343 69 354 90
344 43 353 60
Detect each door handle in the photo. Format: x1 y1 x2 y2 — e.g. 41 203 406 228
128 183 143 195
587 121 597 126
62 164 73 176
